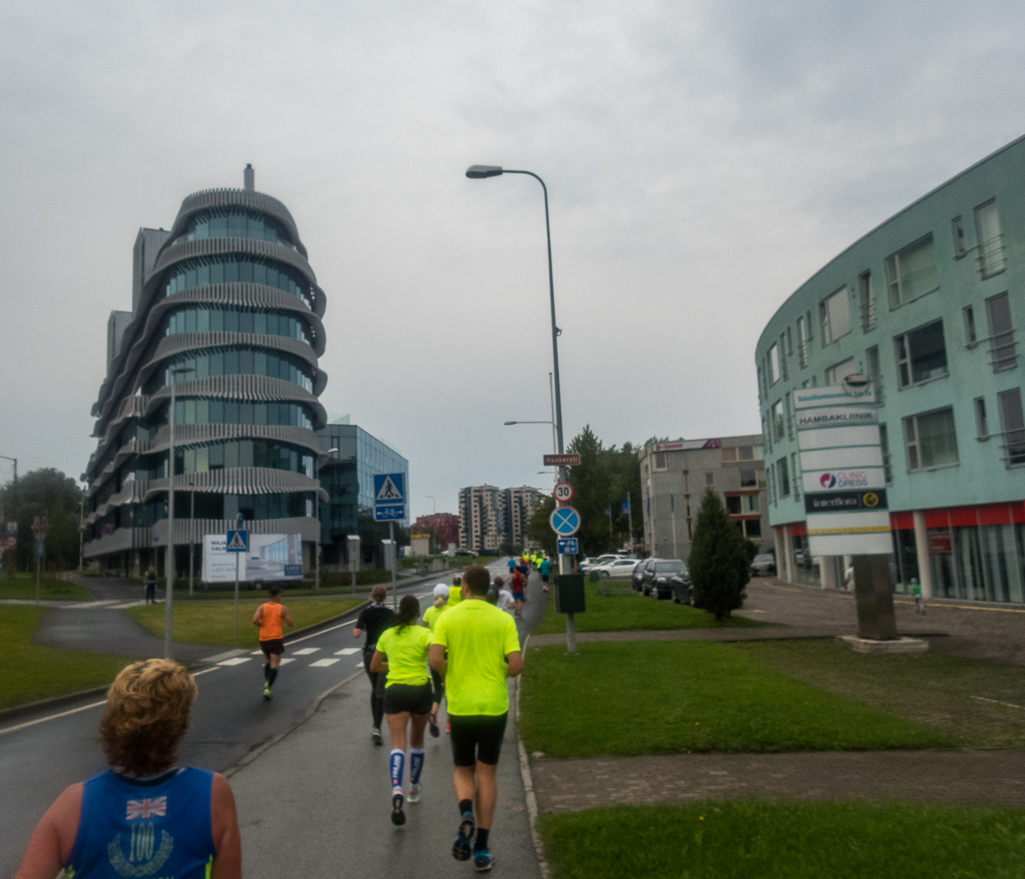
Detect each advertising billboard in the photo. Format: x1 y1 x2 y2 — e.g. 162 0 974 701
203 533 303 583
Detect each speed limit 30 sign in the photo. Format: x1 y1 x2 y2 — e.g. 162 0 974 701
553 482 574 503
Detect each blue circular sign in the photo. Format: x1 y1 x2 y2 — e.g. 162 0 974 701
549 506 581 536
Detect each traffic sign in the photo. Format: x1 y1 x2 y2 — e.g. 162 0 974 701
557 538 579 555
226 530 249 552
374 473 406 522
553 482 574 503
549 505 581 537
544 453 581 467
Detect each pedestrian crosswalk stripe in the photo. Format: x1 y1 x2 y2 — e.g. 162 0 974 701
334 648 361 656
218 657 251 666
309 658 340 667
292 647 320 655
279 657 295 665
251 650 264 655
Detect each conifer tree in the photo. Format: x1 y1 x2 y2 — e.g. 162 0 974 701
688 487 751 621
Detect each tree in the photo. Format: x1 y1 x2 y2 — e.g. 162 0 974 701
527 496 557 557
564 426 613 555
0 468 83 572
688 487 751 621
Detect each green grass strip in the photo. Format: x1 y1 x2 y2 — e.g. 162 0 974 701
0 575 94 601
538 802 1025 879
519 641 950 757
126 598 364 648
3 605 134 710
533 581 768 634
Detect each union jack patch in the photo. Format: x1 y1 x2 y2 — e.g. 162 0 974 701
126 797 167 820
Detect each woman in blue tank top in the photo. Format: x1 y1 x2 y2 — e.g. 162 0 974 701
15 659 241 879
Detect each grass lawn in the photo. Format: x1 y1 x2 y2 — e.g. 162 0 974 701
736 639 1025 749
126 597 364 648
0 575 94 601
538 802 1025 879
532 581 770 634
519 641 949 758
4 606 134 710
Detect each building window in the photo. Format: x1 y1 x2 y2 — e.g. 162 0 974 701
894 320 948 388
776 458 790 497
859 272 876 332
820 287 851 344
771 400 785 442
786 327 793 356
903 407 959 471
767 343 780 385
654 452 668 470
985 292 1017 372
952 216 966 258
784 394 794 440
885 234 939 308
964 305 978 346
743 493 759 512
739 445 754 460
726 496 742 515
740 469 757 488
879 423 893 485
722 447 738 463
974 397 989 439
791 453 800 500
824 357 856 386
705 472 714 486
866 346 883 405
744 519 762 539
997 389 1025 466
975 199 1005 278
780 334 789 381
797 315 809 367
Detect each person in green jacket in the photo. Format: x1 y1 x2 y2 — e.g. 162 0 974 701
144 565 157 604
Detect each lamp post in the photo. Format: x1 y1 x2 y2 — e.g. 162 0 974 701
315 447 338 591
470 164 575 652
187 475 195 596
164 365 193 660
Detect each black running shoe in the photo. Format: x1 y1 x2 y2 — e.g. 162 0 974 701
429 712 440 738
391 790 406 826
372 727 383 746
452 811 475 860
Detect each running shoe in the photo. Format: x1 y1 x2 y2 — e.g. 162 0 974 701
262 685 272 701
452 811 475 860
429 712 440 738
372 727 383 746
406 783 421 803
473 849 495 873
391 789 406 826
446 721 451 734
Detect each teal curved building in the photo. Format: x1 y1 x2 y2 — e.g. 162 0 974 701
755 137 1025 604
83 166 328 576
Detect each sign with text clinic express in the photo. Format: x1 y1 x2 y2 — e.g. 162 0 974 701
794 385 891 556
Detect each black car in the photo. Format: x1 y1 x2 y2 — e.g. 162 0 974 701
632 558 657 592
648 560 687 599
669 569 693 604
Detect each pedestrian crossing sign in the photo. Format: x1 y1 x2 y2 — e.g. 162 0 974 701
373 473 406 522
226 530 249 552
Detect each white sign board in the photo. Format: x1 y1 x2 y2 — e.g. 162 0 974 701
795 384 891 556
203 533 304 583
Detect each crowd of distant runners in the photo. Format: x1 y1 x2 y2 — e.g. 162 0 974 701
16 555 552 877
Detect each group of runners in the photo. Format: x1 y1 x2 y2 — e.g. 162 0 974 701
17 564 528 877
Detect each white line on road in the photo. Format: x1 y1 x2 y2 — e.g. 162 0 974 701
291 647 321 655
279 658 295 665
309 658 340 667
334 648 361 656
218 657 252 666
972 695 1025 710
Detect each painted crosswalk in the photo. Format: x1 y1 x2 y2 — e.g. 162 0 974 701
334 648 361 656
309 658 340 667
218 657 251 667
291 647 321 655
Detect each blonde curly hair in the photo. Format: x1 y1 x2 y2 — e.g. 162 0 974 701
98 659 197 777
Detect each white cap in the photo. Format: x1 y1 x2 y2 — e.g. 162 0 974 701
434 583 450 598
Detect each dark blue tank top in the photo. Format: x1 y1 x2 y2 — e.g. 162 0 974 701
67 767 215 878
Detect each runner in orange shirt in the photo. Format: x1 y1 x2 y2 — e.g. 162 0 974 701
252 584 294 700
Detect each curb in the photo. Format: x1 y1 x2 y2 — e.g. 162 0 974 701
515 632 552 879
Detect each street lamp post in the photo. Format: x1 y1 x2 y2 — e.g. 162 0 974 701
165 365 193 660
315 447 338 591
187 476 195 596
470 164 575 652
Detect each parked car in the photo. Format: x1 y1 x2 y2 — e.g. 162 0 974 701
648 560 688 598
579 554 619 572
632 558 658 592
669 569 693 605
750 554 777 577
590 558 640 579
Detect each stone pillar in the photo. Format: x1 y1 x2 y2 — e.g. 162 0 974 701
912 510 934 599
773 526 785 581
785 528 798 585
821 556 839 590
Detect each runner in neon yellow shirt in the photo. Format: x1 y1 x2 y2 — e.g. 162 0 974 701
422 583 450 736
430 565 522 872
371 595 432 826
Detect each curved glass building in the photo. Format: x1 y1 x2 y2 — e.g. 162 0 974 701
83 166 328 577
755 137 1025 604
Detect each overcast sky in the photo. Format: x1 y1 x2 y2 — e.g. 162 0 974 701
1 1 1022 521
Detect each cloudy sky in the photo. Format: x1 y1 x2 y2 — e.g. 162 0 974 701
1 0 1022 521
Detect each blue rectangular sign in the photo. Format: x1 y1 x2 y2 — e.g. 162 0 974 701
373 472 406 522
557 538 579 555
226 530 249 552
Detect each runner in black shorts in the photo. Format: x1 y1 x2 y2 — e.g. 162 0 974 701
371 595 433 825
353 584 396 745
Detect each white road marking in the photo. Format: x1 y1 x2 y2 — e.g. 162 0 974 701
279 658 295 665
309 658 340 667
334 648 361 656
972 695 1025 711
218 657 252 666
251 650 264 656
292 647 321 655
355 662 364 669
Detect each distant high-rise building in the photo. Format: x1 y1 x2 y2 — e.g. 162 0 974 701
83 167 328 576
458 485 504 553
503 486 543 551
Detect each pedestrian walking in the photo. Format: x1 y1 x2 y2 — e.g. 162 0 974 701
144 565 157 604
429 565 523 873
370 595 433 826
253 583 294 700
910 578 925 614
422 584 450 737
539 556 551 593
509 568 526 618
353 584 396 745
15 659 242 879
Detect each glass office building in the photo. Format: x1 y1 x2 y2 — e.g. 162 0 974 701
83 166 329 576
755 136 1025 604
